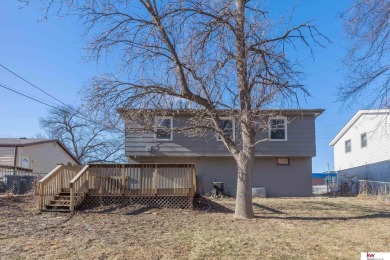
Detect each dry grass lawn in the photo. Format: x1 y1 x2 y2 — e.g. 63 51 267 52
0 195 389 259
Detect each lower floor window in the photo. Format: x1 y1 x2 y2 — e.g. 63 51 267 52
276 158 290 165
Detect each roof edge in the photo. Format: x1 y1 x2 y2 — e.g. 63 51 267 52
329 109 390 146
118 108 325 117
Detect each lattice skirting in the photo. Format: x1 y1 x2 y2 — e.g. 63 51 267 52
80 196 194 209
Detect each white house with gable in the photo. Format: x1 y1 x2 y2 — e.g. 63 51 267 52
329 109 390 181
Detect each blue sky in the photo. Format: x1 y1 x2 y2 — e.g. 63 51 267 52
0 0 361 172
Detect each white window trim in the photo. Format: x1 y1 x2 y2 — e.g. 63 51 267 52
154 116 173 141
268 117 288 141
216 117 236 141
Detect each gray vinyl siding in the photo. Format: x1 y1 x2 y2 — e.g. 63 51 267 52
337 159 390 183
128 156 313 197
125 115 316 157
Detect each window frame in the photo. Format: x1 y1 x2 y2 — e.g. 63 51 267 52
269 117 288 141
276 158 290 165
154 116 173 141
345 139 351 153
361 133 367 148
216 117 236 141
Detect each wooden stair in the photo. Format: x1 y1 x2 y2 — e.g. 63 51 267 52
42 188 71 212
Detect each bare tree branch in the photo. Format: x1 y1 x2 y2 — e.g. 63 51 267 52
340 0 390 108
40 105 125 164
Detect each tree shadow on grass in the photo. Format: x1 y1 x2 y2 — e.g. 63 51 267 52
301 200 390 214
81 204 130 214
254 212 390 221
252 199 390 221
194 196 234 214
252 203 287 215
124 205 155 215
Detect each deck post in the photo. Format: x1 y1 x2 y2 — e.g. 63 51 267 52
69 183 74 212
186 166 190 195
39 183 43 210
139 166 143 195
60 169 64 193
121 165 125 196
153 165 158 195
85 170 89 197
192 166 196 195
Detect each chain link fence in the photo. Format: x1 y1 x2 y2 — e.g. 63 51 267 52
313 178 339 195
0 165 46 195
359 180 390 204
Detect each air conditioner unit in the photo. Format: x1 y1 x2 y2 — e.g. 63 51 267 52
252 187 266 198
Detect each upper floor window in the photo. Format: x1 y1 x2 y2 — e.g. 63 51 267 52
269 117 287 141
361 133 367 148
154 117 173 141
345 139 351 153
217 118 235 141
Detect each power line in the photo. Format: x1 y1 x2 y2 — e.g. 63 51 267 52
0 64 71 109
0 82 59 107
0 65 121 131
0 83 120 131
0 83 63 111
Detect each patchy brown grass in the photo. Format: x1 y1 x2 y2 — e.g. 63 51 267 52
0 195 389 260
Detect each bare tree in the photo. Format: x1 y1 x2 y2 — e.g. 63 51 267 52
40 106 124 164
340 0 390 108
28 0 327 219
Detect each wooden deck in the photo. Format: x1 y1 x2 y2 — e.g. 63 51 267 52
37 164 196 211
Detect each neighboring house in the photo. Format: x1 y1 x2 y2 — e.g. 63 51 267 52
0 138 80 174
329 109 390 182
121 109 324 197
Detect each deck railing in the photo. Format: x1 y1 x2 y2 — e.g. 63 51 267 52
69 165 90 211
0 165 33 177
68 163 196 211
37 165 83 210
89 164 196 196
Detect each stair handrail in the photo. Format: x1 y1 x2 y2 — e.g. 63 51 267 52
38 164 63 185
38 165 64 210
38 165 83 211
69 165 89 211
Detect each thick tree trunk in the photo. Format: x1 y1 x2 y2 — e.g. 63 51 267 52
234 120 255 219
233 0 255 219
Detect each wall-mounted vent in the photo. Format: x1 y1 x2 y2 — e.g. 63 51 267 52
145 146 152 152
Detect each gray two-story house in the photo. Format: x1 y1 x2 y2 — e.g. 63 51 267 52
121 109 324 197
